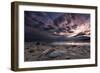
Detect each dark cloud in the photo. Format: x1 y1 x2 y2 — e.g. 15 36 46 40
24 11 90 42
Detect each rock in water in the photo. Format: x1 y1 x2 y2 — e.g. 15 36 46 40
47 50 66 58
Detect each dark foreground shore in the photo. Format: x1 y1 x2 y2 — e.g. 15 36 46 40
24 42 90 61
